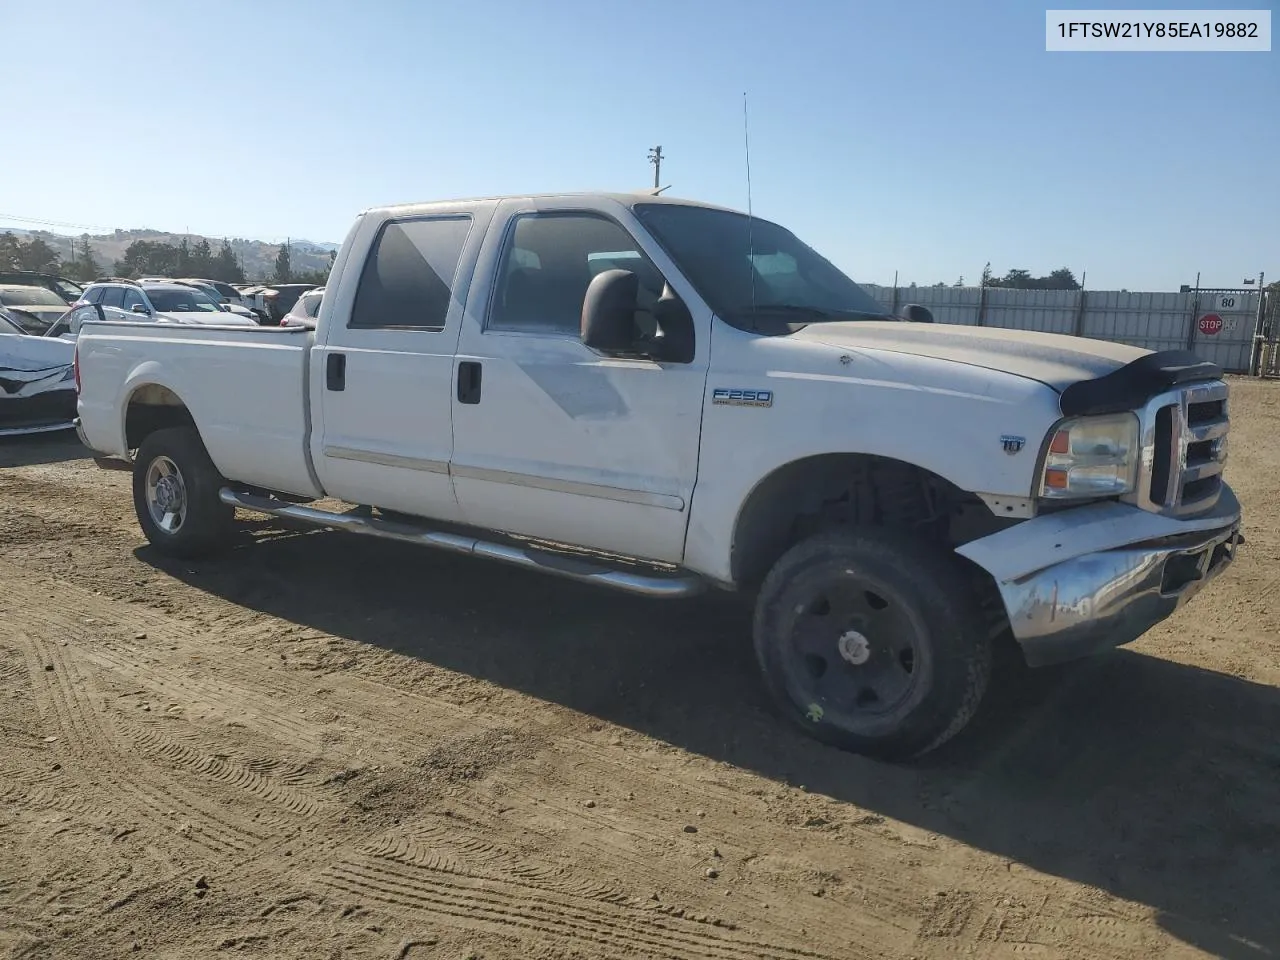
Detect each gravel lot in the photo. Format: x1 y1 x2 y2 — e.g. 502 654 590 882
2 377 1277 960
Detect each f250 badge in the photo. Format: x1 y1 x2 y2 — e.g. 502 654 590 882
1000 435 1026 454
713 388 773 408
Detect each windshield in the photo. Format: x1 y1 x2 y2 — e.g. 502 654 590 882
55 279 83 301
145 288 222 313
632 203 891 332
0 286 69 308
0 306 50 334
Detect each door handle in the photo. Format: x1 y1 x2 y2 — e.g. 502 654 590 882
457 360 482 404
326 352 346 391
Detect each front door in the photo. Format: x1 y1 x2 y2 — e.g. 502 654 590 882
449 200 709 563
312 207 491 521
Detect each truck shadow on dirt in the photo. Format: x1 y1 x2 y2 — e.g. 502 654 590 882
139 527 1279 960
0 432 87 468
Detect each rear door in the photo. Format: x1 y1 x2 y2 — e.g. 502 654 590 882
310 204 495 521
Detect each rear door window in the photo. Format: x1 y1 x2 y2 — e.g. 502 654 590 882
349 216 473 330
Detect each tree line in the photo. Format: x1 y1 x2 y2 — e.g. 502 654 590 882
1 231 332 286
980 263 1081 290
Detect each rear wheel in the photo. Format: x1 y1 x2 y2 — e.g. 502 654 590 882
753 529 991 761
132 427 234 558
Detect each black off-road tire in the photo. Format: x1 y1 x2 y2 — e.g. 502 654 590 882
132 427 234 559
752 528 992 761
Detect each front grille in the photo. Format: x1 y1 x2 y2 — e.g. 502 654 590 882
1138 380 1229 517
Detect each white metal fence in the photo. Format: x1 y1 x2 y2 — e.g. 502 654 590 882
860 284 1268 374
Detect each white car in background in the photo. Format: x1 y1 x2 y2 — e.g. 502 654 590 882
175 278 263 323
0 308 76 435
280 287 323 329
50 279 259 339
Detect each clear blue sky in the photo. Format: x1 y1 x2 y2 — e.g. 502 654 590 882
3 0 1275 289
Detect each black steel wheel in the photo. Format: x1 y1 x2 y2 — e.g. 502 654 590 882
753 529 991 760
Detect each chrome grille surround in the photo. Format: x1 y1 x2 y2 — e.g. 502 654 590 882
1130 379 1230 518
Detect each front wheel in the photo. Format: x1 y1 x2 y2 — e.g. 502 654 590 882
753 529 992 761
132 427 234 558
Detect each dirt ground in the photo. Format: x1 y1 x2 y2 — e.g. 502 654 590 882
1 379 1276 960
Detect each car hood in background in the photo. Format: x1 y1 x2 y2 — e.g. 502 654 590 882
159 311 259 326
792 321 1148 393
2 305 67 331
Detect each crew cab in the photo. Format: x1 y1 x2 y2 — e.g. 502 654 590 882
73 192 1242 760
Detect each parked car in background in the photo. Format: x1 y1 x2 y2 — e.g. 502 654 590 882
249 283 318 324
0 271 85 305
280 287 323 329
55 279 258 338
172 279 260 322
0 308 76 436
0 284 72 335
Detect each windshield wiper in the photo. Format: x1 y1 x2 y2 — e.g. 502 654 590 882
730 304 895 322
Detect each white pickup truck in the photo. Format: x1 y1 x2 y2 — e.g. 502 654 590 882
74 192 1242 760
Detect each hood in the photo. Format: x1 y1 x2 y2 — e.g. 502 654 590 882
792 321 1148 392
159 311 259 326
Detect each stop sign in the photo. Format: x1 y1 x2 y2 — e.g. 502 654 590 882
1198 313 1224 336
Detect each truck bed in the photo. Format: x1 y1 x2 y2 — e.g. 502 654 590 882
75 321 321 498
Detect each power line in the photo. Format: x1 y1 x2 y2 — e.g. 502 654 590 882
0 212 115 233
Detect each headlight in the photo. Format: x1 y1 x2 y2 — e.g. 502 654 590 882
1039 412 1139 500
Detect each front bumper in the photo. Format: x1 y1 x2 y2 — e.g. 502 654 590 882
957 486 1242 667
999 520 1240 666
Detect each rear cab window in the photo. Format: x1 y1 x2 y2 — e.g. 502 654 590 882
349 216 473 330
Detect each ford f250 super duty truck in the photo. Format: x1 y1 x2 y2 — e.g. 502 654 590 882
73 192 1242 760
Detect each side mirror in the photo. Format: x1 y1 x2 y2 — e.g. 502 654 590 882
130 303 150 315
898 303 933 324
581 269 640 353
647 286 695 363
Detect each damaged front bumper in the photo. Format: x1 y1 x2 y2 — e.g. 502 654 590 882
957 486 1242 667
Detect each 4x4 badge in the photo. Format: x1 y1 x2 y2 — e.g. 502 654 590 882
1000 435 1026 454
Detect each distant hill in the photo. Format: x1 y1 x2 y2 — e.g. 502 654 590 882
0 226 338 282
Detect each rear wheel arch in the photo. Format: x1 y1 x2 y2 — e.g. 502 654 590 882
123 382 197 453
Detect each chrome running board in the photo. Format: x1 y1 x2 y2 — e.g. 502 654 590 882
218 488 705 599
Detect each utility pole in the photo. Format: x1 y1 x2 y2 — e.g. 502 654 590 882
647 145 664 190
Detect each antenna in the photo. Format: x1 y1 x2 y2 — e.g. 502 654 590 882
743 92 756 314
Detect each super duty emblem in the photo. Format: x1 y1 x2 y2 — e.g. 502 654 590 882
713 388 773 408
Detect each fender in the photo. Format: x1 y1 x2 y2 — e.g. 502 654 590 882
683 328 1067 585
117 361 195 454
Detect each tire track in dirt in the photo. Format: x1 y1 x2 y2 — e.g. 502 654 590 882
21 633 269 858
323 854 841 960
910 887 1165 960
117 716 330 819
367 830 630 906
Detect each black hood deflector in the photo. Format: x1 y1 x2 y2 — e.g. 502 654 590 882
1058 350 1223 417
